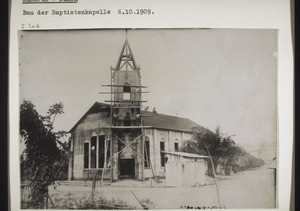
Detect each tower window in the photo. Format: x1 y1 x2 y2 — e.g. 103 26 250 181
123 84 130 92
123 83 131 100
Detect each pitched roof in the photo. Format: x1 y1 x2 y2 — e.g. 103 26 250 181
69 102 111 133
141 110 208 133
69 102 210 134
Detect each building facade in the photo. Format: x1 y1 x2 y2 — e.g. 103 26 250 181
68 41 209 181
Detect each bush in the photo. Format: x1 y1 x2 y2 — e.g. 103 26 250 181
51 193 135 209
139 198 155 209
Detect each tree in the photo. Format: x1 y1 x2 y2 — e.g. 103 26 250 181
181 127 221 176
181 126 264 176
215 134 236 175
20 100 68 208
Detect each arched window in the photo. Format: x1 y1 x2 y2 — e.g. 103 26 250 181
144 137 150 168
90 134 97 168
84 132 111 170
84 139 89 169
105 137 111 168
160 138 165 167
174 139 179 152
98 134 105 168
123 82 131 100
96 131 110 168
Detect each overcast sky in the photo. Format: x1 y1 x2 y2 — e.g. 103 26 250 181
19 29 277 159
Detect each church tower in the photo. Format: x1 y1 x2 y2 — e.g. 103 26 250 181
113 40 142 104
111 40 143 125
108 40 147 181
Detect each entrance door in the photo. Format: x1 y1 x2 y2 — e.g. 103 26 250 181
120 159 135 179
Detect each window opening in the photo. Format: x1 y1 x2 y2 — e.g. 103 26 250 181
123 83 130 100
144 138 150 168
174 141 179 152
90 136 97 168
160 141 165 167
84 142 89 169
98 135 105 168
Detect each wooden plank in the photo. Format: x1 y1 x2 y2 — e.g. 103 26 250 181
102 85 147 88
103 126 152 129
99 91 150 94
111 106 147 108
105 100 147 103
110 115 152 117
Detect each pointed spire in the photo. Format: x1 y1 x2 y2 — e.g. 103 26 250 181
115 40 137 71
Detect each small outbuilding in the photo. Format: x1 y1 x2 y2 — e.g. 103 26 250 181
163 151 208 187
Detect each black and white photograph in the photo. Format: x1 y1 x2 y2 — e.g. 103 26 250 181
19 29 277 209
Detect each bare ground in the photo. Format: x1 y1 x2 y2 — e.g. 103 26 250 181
46 166 275 209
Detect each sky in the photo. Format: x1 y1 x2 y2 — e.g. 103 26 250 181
19 29 277 160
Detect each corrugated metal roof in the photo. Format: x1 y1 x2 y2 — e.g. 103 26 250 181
141 110 208 133
162 151 208 158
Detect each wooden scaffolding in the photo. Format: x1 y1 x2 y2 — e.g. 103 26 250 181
98 38 155 185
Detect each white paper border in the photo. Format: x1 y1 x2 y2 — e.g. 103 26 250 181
9 0 293 211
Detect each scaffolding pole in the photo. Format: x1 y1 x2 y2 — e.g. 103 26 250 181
113 134 144 160
100 41 149 182
142 129 145 182
110 66 113 182
100 138 109 186
141 116 155 185
107 132 145 163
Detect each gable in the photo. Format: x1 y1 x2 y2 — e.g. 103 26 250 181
69 102 110 133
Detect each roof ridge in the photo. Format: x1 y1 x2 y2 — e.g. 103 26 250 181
69 101 110 132
69 102 210 134
142 110 192 120
95 101 111 106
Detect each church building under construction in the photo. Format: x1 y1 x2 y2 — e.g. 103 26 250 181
68 40 209 181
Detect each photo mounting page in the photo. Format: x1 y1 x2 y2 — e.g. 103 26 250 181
10 1 293 211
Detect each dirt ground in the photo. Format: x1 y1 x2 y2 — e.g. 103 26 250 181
47 166 275 209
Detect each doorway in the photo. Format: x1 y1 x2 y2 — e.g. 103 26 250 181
120 159 135 179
